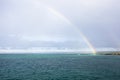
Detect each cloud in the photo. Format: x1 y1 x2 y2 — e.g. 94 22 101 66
20 35 68 42
0 0 120 49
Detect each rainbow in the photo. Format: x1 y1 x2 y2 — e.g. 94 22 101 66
48 7 96 54
33 0 96 54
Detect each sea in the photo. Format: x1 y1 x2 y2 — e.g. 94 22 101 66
0 54 120 80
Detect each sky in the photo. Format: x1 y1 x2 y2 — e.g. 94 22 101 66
0 0 120 50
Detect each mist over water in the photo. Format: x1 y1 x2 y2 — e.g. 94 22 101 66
0 54 120 80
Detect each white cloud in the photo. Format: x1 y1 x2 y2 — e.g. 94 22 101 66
0 0 120 49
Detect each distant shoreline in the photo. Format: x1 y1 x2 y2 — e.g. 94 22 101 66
0 50 120 55
97 51 120 55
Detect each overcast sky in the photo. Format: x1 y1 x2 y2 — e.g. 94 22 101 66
0 0 120 49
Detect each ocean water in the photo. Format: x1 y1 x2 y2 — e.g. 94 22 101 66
0 54 120 80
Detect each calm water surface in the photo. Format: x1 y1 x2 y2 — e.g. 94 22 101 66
0 54 120 80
